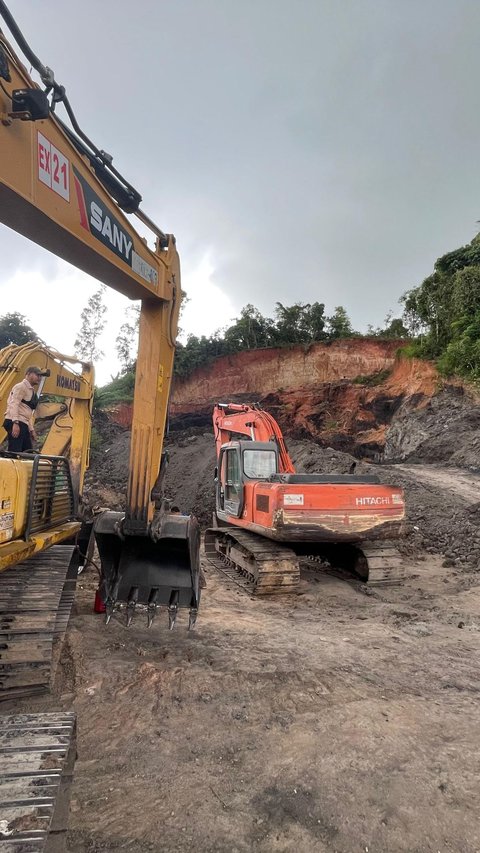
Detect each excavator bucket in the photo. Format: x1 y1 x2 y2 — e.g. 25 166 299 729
94 510 201 629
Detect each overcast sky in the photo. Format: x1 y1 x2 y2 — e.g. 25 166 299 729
2 0 480 383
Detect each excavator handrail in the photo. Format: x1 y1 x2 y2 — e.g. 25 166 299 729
0 342 94 492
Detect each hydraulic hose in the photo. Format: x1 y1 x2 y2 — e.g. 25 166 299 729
0 0 167 240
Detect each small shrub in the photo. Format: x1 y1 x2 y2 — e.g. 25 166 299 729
352 369 391 387
89 426 102 452
95 372 136 409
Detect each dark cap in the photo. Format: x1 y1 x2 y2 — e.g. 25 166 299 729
25 366 43 376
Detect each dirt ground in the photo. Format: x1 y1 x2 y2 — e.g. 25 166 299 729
40 549 480 852
7 405 479 852
8 460 479 853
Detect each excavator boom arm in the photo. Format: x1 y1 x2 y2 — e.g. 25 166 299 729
0 7 180 528
213 403 295 473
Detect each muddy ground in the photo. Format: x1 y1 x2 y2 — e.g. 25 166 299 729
56 547 475 853
17 530 480 853
8 428 479 853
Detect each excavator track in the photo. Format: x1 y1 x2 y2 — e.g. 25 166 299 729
303 542 406 587
352 542 407 586
0 545 78 701
204 527 300 595
0 712 76 851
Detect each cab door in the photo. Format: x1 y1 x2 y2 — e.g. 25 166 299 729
217 446 243 519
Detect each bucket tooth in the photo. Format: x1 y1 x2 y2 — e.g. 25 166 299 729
188 608 198 631
147 604 157 628
125 588 139 627
168 590 179 630
105 600 114 625
168 604 178 630
147 589 159 628
105 579 120 625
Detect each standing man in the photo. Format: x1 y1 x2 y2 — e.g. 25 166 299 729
3 366 42 452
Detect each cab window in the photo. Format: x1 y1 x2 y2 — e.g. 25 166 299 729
243 449 277 479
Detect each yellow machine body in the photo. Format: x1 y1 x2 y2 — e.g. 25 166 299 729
0 343 93 571
0 342 94 492
0 455 80 572
0 457 31 543
0 14 200 625
0 29 180 531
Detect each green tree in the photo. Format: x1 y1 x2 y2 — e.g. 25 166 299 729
174 332 227 378
273 303 311 344
401 232 480 380
437 313 480 381
367 312 410 339
325 306 354 339
115 303 140 372
74 286 107 362
0 312 41 348
451 266 480 318
307 301 327 340
270 302 326 345
383 317 409 339
223 304 273 351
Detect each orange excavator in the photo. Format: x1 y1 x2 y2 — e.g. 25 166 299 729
205 402 406 594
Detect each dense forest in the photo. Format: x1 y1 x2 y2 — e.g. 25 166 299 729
402 233 480 382
1 232 479 391
174 302 407 378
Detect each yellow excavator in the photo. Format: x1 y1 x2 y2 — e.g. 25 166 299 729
0 1 200 635
0 342 94 695
0 4 200 845
0 342 94 569
0 342 93 848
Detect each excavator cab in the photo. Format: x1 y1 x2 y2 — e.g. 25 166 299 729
216 440 279 519
0 344 94 571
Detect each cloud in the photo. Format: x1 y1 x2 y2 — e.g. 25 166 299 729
180 251 236 338
2 0 480 367
0 263 130 385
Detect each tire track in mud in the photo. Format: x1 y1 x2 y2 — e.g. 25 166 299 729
380 463 480 572
397 464 480 504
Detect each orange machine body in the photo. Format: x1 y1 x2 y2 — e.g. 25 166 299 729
213 405 405 545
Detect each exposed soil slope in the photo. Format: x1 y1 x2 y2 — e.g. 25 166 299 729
110 341 478 461
172 338 403 404
384 388 480 469
168 340 444 458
